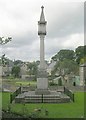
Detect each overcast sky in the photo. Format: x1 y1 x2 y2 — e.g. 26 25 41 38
0 0 84 62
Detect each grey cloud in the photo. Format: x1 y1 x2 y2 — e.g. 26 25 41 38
47 2 84 38
0 1 84 61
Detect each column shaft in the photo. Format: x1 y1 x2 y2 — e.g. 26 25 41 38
40 35 45 69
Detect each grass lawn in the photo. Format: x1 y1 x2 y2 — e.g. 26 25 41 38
3 78 37 86
15 81 36 86
0 92 2 109
2 92 84 118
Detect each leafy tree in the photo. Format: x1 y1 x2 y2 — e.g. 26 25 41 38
51 54 58 61
1 54 6 65
80 56 86 64
14 60 23 65
75 45 86 64
0 37 12 45
0 37 12 65
58 49 75 61
36 60 40 66
60 59 79 75
52 59 79 77
12 66 20 77
1 54 10 66
51 49 75 62
28 62 38 80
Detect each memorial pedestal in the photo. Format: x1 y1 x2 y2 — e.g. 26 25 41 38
35 68 50 95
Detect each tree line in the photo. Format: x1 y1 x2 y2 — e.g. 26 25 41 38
0 37 86 78
51 45 86 78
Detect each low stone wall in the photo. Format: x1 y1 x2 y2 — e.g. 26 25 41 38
64 87 74 102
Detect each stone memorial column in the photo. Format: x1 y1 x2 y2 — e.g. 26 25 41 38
35 6 50 95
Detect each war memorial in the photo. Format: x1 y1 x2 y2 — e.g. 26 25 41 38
12 6 73 104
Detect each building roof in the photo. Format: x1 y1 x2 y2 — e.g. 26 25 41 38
48 60 56 69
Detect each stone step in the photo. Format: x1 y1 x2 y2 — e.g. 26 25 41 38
15 96 70 103
16 98 70 103
15 91 71 103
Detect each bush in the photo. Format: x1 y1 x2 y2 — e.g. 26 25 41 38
58 78 62 86
49 82 57 86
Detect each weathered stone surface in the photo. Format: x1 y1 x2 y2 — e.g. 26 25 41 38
37 68 48 78
37 78 48 90
36 6 49 95
15 91 70 103
35 89 50 95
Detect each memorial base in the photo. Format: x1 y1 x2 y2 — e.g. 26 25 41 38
15 91 71 103
35 89 50 95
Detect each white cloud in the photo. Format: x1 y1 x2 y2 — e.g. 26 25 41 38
62 33 84 48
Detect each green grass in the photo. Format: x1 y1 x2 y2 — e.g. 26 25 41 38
15 81 36 86
3 78 36 86
0 92 2 109
2 92 84 118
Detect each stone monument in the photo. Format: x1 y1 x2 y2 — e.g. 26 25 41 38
35 6 50 95
14 6 71 103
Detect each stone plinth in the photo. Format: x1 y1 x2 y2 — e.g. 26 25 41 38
15 91 70 103
37 78 48 89
35 88 50 95
36 68 50 94
35 77 50 95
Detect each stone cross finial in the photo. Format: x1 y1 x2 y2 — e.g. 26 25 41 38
41 6 44 10
39 6 45 22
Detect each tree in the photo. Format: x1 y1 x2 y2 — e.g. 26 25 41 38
80 56 86 64
12 66 20 77
28 62 38 80
14 60 23 65
52 59 79 77
51 49 75 62
0 37 12 65
58 49 75 61
1 54 6 65
0 37 12 45
59 59 79 75
1 54 12 66
75 45 86 64
51 54 57 61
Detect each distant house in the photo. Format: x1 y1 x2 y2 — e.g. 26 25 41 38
79 63 86 86
20 63 36 80
53 76 63 85
20 63 28 75
37 60 56 75
20 63 29 79
73 76 80 86
0 59 14 77
47 60 56 75
1 65 9 76
64 73 75 85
